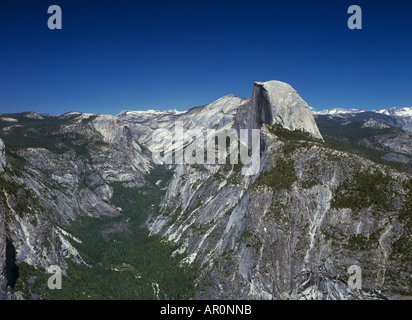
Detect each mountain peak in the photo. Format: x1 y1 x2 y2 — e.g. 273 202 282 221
250 80 324 141
254 80 295 92
375 106 412 117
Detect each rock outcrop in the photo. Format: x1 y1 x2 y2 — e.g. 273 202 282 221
253 81 323 140
0 139 6 172
235 81 323 141
0 215 8 299
0 211 15 300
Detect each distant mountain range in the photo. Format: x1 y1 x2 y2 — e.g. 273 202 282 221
313 107 412 132
312 106 412 174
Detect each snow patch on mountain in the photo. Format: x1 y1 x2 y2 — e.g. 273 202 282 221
0 117 19 123
313 108 365 116
375 107 412 118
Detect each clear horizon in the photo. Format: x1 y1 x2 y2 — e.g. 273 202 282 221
1 0 411 115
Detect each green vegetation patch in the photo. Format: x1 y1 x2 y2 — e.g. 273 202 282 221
255 157 296 190
344 233 378 251
0 174 44 218
331 170 393 213
397 179 412 232
301 162 321 189
267 124 322 143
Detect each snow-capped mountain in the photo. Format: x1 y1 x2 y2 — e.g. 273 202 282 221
375 106 412 118
314 106 412 117
313 106 412 132
313 105 412 173
312 108 366 116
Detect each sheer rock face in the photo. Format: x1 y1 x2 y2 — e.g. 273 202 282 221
0 217 7 298
0 213 16 300
0 139 8 297
0 139 6 172
250 81 323 140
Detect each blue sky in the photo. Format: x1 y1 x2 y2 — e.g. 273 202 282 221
0 0 411 115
